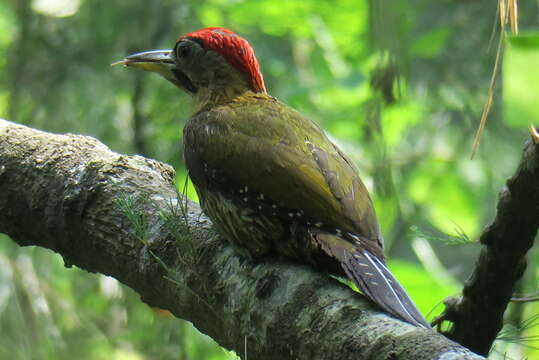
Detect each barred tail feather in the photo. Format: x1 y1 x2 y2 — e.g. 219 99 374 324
342 249 430 328
312 231 429 327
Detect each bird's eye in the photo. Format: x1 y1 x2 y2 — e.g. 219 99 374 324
175 42 192 59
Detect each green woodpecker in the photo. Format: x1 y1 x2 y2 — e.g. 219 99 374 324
115 27 429 328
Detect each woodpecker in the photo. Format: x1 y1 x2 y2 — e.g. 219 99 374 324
114 27 429 327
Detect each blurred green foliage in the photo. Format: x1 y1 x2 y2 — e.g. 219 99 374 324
0 0 537 359
505 31 539 128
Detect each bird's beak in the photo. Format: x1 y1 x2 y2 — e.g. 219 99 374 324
112 49 174 76
112 49 197 94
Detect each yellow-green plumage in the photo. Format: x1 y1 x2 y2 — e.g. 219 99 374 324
185 93 380 243
183 92 428 327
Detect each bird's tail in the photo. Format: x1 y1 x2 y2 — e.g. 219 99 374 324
313 232 430 328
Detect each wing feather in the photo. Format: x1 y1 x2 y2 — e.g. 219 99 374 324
185 94 380 241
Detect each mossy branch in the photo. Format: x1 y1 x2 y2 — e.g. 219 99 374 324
0 119 484 360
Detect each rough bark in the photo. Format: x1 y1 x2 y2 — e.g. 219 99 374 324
0 119 483 359
441 138 539 355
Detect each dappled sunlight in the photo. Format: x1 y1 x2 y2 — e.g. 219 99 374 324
31 0 81 18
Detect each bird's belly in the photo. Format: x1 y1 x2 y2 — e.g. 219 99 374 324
199 190 287 259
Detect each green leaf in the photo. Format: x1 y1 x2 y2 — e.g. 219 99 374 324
504 35 539 128
507 31 539 49
410 27 451 58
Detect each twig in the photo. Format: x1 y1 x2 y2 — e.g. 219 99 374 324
440 139 539 355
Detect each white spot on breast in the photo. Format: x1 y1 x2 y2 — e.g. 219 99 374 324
348 233 360 241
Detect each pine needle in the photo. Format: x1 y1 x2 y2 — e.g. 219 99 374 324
508 0 519 34
470 0 519 159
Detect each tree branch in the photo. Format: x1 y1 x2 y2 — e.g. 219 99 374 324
0 119 483 360
441 139 539 355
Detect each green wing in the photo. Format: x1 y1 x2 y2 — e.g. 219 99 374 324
186 93 381 244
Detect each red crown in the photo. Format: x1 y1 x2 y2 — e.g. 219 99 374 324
180 27 266 93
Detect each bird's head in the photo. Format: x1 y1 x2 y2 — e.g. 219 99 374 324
113 27 266 110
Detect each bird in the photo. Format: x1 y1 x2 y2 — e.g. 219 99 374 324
114 27 430 328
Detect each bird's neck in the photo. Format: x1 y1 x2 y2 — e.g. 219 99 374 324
192 85 255 113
